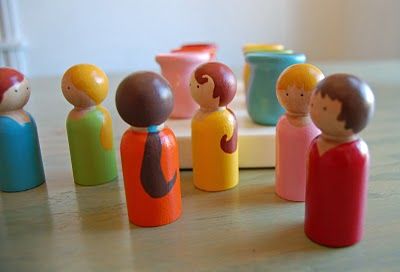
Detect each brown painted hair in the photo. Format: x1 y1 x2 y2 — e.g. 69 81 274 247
141 132 177 198
116 71 173 127
315 74 375 133
194 62 236 106
116 72 177 198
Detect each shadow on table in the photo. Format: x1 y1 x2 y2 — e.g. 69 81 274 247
74 179 126 233
0 183 55 270
179 169 288 206
212 221 330 259
0 183 54 235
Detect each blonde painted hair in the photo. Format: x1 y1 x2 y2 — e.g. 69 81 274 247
277 63 324 93
243 43 284 54
63 64 113 150
64 64 109 104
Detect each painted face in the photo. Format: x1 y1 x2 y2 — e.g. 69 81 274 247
277 84 313 115
61 76 95 108
310 91 354 138
0 79 30 112
189 73 220 110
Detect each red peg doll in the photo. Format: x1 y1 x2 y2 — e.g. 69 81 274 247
305 74 375 247
116 71 182 227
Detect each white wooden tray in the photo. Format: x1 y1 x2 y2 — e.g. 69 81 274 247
166 83 276 169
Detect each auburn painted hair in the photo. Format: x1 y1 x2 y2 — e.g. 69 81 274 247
194 62 236 106
0 67 24 103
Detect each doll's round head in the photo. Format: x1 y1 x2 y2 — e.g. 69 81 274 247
61 64 109 108
0 67 30 113
310 74 375 139
190 62 236 110
115 71 173 127
276 63 324 115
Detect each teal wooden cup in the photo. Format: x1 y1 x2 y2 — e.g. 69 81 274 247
245 52 306 125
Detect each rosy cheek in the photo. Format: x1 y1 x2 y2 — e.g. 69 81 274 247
279 93 290 108
323 107 336 121
193 86 200 99
25 89 30 100
314 105 324 121
311 108 318 120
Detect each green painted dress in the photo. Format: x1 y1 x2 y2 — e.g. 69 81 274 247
66 107 117 186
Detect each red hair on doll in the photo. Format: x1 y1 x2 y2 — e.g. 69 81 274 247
0 67 24 103
194 62 236 106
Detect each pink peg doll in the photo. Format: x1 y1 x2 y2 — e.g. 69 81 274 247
275 64 324 201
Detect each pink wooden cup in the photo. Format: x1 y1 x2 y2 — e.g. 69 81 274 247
156 52 211 119
172 43 217 61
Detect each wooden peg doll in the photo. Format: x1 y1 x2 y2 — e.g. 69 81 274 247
61 64 117 186
0 67 45 192
275 64 324 201
305 74 375 247
116 71 182 227
190 62 238 191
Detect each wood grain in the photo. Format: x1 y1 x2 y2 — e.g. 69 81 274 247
0 61 399 271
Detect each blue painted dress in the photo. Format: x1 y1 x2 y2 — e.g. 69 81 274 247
0 112 45 192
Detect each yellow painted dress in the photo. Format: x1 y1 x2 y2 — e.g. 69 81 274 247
191 108 239 191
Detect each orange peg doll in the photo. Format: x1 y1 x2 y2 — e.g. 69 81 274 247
116 71 182 227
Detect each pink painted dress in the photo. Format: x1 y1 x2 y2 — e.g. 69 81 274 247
275 115 320 201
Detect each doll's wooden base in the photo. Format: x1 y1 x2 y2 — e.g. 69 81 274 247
166 83 275 169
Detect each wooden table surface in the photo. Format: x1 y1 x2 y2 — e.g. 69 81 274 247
1 61 399 271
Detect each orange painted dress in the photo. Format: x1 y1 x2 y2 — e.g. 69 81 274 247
120 127 182 227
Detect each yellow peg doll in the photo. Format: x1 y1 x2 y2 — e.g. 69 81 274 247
190 62 238 191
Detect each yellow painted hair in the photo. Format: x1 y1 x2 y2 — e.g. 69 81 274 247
97 105 114 150
243 43 284 53
64 64 113 150
64 64 109 104
277 63 324 93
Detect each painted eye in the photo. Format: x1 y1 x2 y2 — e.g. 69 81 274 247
67 86 71 90
323 106 327 111
26 87 29 90
197 85 199 88
14 89 18 93
286 93 288 96
300 93 304 97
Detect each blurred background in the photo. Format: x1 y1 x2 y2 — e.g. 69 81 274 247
1 0 400 77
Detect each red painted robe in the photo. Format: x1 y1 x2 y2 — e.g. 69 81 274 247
305 138 369 247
